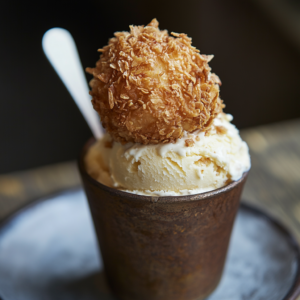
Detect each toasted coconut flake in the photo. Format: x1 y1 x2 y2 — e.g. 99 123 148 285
87 19 223 145
120 94 129 99
185 139 195 147
96 73 109 83
216 125 227 135
108 89 114 109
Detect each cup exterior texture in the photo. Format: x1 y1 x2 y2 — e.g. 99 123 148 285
78 139 248 300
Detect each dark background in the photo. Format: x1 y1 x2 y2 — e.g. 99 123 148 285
1 0 300 174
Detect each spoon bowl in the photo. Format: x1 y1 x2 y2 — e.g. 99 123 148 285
42 28 103 139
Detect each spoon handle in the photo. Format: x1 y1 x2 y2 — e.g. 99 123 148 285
42 28 103 139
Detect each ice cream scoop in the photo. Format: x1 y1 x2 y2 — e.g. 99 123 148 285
85 113 250 195
86 18 223 145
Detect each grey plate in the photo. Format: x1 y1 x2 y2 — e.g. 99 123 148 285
0 188 299 300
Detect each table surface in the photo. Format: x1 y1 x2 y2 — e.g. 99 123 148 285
1 118 300 298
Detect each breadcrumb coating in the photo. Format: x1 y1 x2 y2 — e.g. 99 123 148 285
86 19 224 145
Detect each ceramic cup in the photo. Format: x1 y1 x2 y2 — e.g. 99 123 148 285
78 139 248 300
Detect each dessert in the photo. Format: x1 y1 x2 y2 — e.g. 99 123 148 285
85 19 250 195
86 18 223 145
85 113 250 195
79 19 250 300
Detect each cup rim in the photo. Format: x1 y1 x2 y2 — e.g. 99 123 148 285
78 137 249 203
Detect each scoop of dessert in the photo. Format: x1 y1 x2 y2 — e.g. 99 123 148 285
85 113 250 196
86 18 223 145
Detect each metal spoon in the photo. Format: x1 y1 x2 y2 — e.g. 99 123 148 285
42 28 103 139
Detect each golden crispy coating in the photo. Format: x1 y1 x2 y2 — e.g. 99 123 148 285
87 19 224 144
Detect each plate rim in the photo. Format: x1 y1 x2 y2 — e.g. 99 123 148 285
0 187 299 300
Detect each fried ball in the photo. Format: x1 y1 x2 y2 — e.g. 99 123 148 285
86 19 224 145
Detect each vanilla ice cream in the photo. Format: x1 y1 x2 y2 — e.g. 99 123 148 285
85 113 250 196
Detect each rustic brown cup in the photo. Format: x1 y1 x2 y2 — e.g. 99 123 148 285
78 139 249 300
